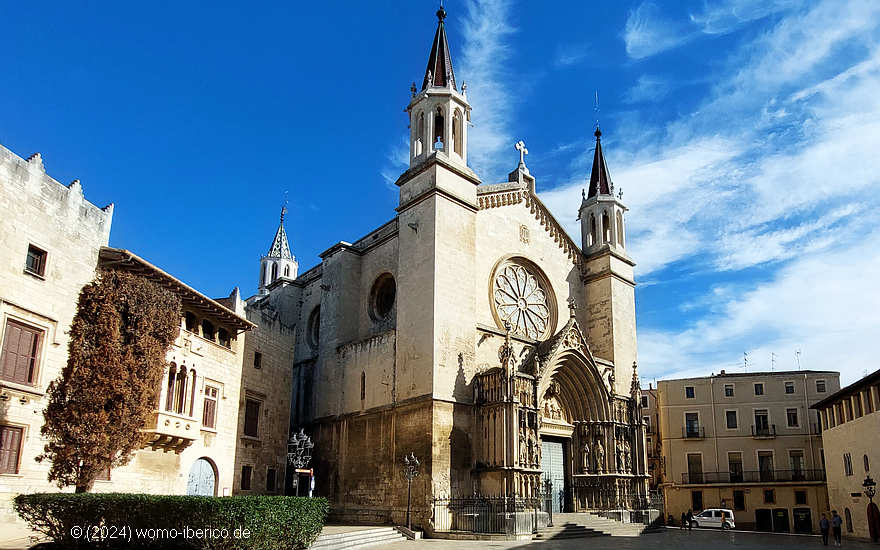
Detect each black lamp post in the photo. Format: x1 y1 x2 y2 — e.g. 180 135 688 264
864 474 876 502
287 429 314 495
402 453 420 531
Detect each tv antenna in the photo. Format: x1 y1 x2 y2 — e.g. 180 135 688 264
743 351 749 372
795 349 802 370
771 352 776 371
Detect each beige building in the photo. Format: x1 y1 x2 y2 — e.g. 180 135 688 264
812 368 880 542
0 147 113 522
642 385 662 491
658 370 839 533
277 7 647 528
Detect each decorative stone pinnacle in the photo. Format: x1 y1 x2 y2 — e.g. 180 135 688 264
410 82 417 97
567 298 577 318
436 4 446 21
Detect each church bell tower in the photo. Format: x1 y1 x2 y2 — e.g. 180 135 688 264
406 6 471 170
258 207 297 295
578 127 638 395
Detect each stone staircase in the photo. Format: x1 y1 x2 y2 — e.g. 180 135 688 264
310 527 407 550
535 512 660 539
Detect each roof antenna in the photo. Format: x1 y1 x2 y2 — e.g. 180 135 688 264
281 191 289 224
795 349 802 370
594 90 600 131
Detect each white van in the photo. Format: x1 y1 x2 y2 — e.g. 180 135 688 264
691 508 736 529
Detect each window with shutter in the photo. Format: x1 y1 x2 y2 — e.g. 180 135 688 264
0 425 23 474
1 320 42 385
203 386 218 429
244 399 260 437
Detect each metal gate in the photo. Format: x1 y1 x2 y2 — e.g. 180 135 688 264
541 440 565 513
186 458 216 496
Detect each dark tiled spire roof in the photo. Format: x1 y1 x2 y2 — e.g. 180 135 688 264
267 207 292 259
587 128 613 198
422 6 456 91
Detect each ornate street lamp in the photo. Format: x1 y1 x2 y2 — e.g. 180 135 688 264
287 429 314 495
402 453 420 531
864 474 877 502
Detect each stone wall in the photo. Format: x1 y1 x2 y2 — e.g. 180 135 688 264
0 146 112 522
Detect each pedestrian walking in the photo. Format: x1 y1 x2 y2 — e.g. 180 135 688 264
820 513 830 546
680 512 687 530
831 510 843 546
686 509 694 531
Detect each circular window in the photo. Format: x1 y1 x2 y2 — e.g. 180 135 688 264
370 273 396 321
491 260 554 340
307 306 320 350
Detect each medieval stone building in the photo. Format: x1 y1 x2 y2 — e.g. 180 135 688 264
274 7 648 525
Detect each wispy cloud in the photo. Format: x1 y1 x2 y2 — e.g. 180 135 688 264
624 2 695 60
379 135 409 191
544 0 880 382
624 0 800 60
458 0 517 182
554 43 590 67
623 75 671 103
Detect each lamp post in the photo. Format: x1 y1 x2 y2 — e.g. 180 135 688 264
287 429 314 496
864 474 876 502
402 453 420 531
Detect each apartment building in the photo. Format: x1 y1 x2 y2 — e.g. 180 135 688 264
642 385 662 490
659 370 839 533
812 368 880 542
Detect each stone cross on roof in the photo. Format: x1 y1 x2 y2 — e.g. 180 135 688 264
515 140 528 165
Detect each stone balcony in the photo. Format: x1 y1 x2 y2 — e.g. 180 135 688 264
142 410 200 453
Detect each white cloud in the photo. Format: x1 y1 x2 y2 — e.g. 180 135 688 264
624 3 695 60
458 0 517 183
624 75 670 103
554 43 590 67
639 230 880 385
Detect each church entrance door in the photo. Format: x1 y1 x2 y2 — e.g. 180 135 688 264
541 439 566 513
186 458 216 496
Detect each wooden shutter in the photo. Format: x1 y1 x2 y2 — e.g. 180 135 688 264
1 321 41 385
203 396 216 429
0 425 23 474
244 399 260 437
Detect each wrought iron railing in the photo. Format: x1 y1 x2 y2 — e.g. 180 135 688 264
431 493 552 535
680 469 826 484
751 424 776 437
682 426 705 438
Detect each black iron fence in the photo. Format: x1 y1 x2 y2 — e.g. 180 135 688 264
751 424 777 437
682 426 705 438
680 469 826 484
432 492 552 535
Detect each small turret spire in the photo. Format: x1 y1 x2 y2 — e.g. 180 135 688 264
422 4 456 90
586 127 613 198
268 206 292 259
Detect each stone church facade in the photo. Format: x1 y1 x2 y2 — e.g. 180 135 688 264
279 8 648 526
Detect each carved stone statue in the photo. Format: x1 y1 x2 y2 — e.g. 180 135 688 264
624 440 632 472
581 442 591 473
595 440 604 473
616 445 624 471
519 432 527 465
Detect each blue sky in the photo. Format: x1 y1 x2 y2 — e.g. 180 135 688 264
3 1 878 385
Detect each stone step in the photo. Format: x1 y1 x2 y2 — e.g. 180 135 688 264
311 528 406 550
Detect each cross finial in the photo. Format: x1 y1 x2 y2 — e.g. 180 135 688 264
515 140 528 165
618 188 624 200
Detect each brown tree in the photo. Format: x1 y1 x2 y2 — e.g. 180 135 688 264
38 268 181 492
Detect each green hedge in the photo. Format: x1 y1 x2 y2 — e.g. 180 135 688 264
14 493 329 550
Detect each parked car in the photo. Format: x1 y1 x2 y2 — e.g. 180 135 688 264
691 508 735 529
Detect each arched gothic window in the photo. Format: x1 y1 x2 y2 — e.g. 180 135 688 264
175 366 188 415
283 265 290 277
166 363 177 412
433 107 445 150
602 211 611 243
416 112 425 156
589 215 597 247
360 371 366 401
189 369 197 417
271 262 278 282
453 109 463 156
616 211 625 247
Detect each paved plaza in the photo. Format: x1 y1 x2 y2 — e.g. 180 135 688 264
375 529 879 550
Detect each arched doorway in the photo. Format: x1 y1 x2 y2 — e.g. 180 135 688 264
186 457 217 496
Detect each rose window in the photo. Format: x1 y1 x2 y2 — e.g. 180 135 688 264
493 264 551 339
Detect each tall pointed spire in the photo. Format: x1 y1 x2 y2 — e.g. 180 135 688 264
586 128 613 198
422 5 456 91
267 206 292 259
